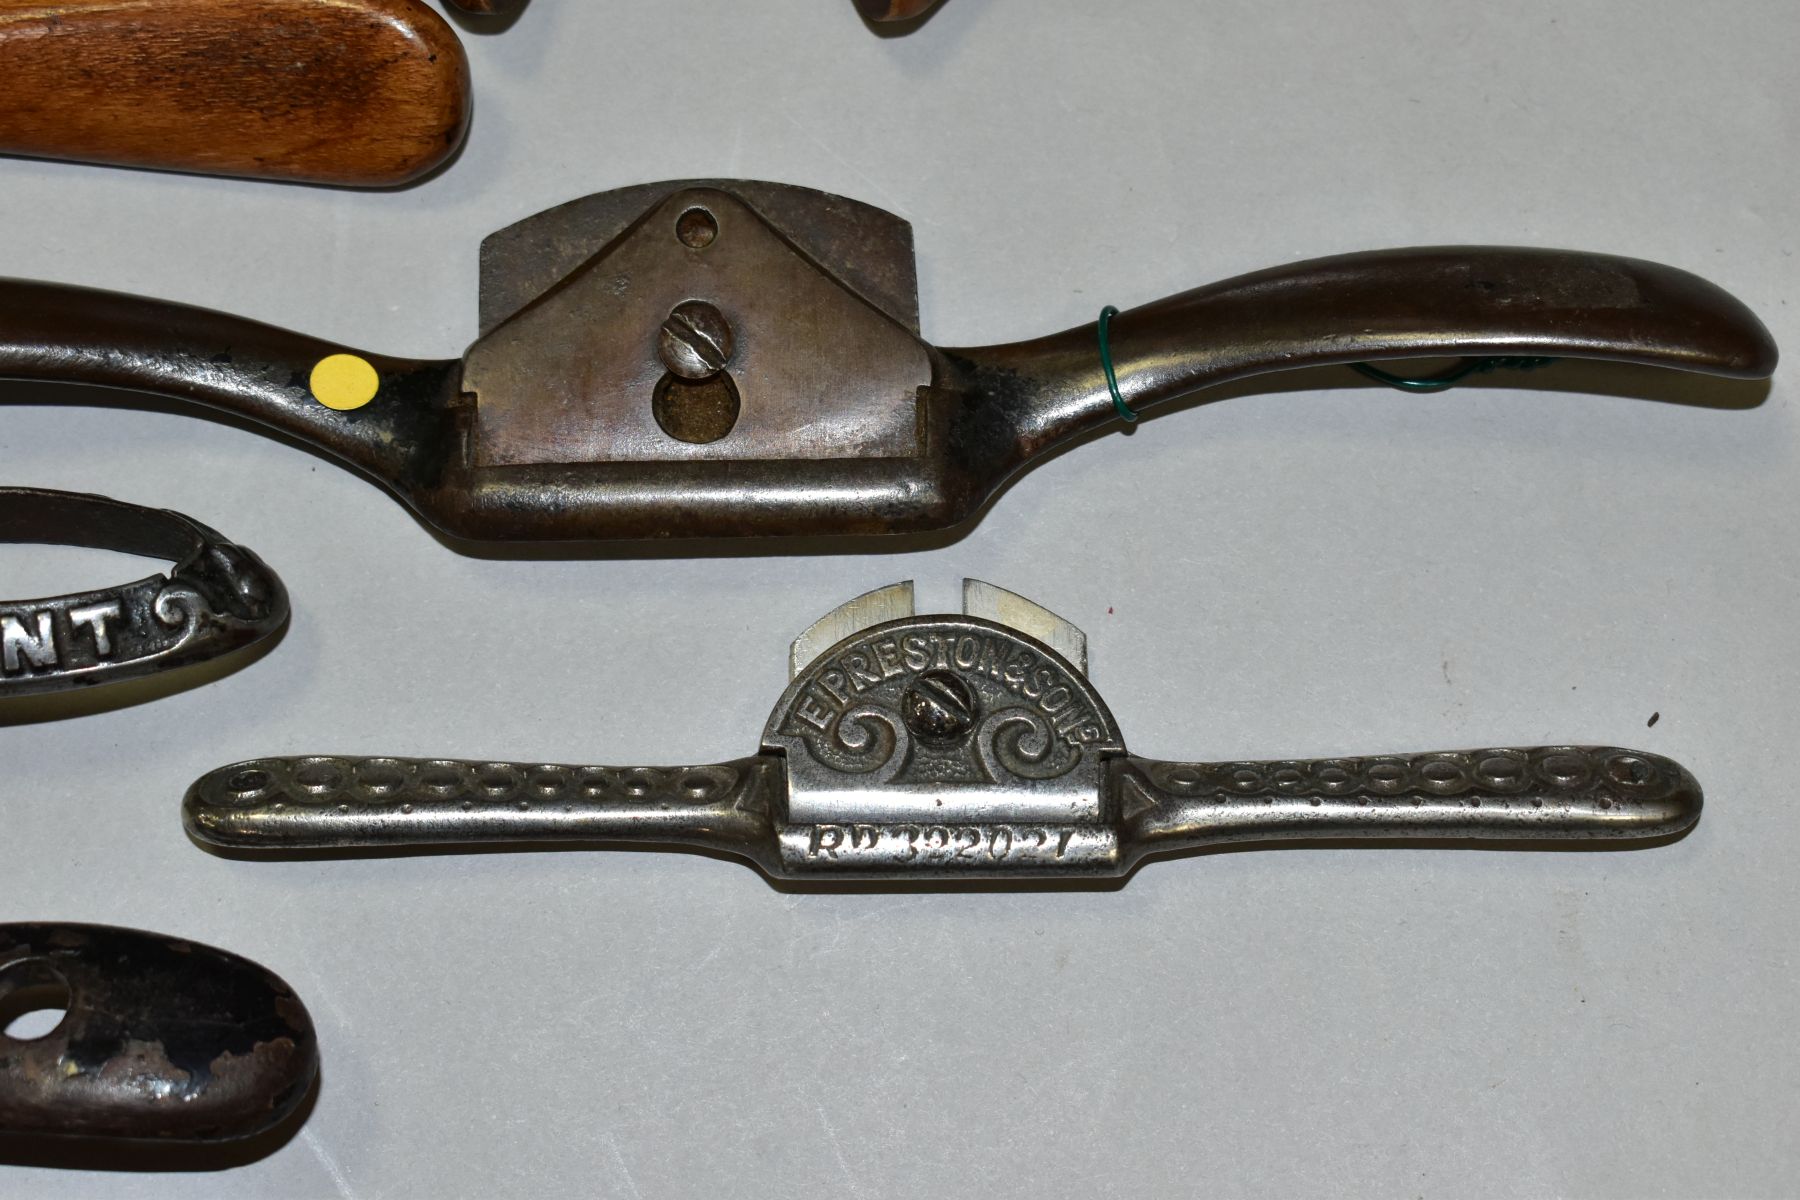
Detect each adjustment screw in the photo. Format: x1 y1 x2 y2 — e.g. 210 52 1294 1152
901 670 978 744
658 300 734 381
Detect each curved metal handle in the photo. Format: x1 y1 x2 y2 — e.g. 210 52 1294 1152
186 745 1698 881
1117 745 1700 866
0 279 459 496
0 487 289 698
186 754 780 865
951 247 1779 458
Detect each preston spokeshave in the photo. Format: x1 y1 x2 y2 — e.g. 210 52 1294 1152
187 582 1701 882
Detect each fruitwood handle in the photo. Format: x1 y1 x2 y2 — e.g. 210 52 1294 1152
854 0 942 19
0 0 470 186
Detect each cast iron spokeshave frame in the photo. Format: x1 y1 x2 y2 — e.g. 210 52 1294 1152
187 582 1702 883
0 924 317 1142
0 487 287 698
0 180 1777 545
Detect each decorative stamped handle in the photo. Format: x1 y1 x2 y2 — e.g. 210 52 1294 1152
1116 745 1701 863
185 745 1699 881
0 487 289 698
185 755 779 864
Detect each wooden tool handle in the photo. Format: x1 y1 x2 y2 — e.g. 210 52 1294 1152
0 0 471 186
853 0 942 20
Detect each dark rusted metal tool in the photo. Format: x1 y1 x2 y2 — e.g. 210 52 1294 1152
187 581 1702 883
0 180 1776 545
0 924 317 1142
0 488 288 698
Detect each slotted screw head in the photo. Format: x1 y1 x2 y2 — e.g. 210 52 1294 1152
658 301 735 381
901 670 978 744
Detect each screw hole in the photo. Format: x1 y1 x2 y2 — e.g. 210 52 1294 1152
676 207 718 249
653 372 740 444
227 769 270 794
0 963 71 1042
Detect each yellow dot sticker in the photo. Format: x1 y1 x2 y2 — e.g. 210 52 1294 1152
309 354 380 411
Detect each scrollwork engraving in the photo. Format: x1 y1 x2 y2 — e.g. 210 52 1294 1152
805 704 911 781
976 708 1079 782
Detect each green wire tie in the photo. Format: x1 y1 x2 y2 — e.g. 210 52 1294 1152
1101 310 1555 416
1351 356 1558 393
1096 305 1137 423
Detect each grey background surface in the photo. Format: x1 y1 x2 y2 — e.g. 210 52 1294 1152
1 0 1795 1195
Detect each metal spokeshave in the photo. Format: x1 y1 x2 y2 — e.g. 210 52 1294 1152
0 924 317 1142
0 488 288 699
187 582 1701 882
0 179 1777 546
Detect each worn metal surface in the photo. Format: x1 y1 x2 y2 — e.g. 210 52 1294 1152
476 180 922 337
0 924 317 1142
789 580 917 678
186 582 1701 881
463 185 931 467
0 488 287 697
960 578 1085 674
0 180 1778 545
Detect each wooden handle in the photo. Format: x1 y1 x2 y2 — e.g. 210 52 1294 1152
853 0 942 20
0 0 470 186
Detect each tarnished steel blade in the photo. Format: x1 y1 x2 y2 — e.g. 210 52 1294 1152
789 581 916 679
962 579 1086 675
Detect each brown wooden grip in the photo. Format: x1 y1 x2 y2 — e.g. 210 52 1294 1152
853 0 942 19
0 0 471 187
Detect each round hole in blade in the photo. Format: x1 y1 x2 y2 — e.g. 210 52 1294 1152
676 207 718 249
653 372 741 444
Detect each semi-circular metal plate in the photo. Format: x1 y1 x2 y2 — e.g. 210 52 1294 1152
477 178 922 336
764 612 1123 825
